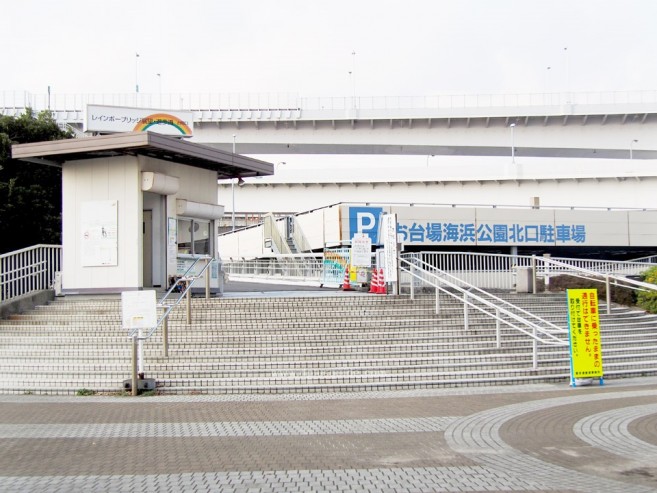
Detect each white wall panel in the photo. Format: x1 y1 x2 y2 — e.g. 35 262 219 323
62 156 141 291
628 211 657 246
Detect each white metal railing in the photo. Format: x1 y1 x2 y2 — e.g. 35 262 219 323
407 251 657 316
411 251 521 290
290 216 312 253
538 256 657 315
0 245 62 303
220 250 657 296
399 255 567 369
263 214 290 255
222 254 325 285
4 90 657 118
411 251 657 292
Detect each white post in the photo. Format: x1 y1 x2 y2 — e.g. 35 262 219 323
532 326 538 370
186 287 192 325
496 309 501 349
205 258 211 299
510 123 516 164
232 134 236 232
131 334 138 396
137 329 144 375
605 275 611 315
410 264 415 300
630 139 638 160
135 53 140 94
463 292 469 331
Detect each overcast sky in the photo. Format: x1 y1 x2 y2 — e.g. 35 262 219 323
3 0 656 98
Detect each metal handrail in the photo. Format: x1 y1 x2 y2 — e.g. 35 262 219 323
128 255 214 340
0 244 62 303
400 256 567 370
401 256 566 340
537 256 657 314
126 255 215 395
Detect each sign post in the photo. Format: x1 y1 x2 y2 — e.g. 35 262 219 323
382 214 399 294
566 289 604 386
350 233 372 284
122 291 158 395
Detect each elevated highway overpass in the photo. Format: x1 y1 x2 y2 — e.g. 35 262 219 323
2 90 657 159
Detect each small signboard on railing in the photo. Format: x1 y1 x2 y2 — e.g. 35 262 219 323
566 289 604 386
121 290 157 330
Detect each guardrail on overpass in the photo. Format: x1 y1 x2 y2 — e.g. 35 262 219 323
3 90 657 122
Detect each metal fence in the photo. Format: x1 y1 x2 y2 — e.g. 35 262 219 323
0 245 62 302
4 89 657 116
402 252 657 292
222 254 326 285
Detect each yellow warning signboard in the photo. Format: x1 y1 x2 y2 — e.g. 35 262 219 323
567 289 604 386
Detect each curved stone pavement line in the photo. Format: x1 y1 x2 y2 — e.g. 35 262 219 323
444 389 657 493
574 403 657 459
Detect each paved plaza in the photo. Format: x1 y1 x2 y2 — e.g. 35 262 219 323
1 377 657 492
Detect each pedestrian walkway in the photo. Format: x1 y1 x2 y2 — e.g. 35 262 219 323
1 377 656 492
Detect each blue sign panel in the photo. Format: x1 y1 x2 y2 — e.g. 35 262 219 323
348 207 384 243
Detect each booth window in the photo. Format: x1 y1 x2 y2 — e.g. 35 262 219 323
177 218 211 255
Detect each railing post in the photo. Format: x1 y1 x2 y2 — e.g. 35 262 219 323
410 264 415 300
531 255 537 294
138 329 144 376
435 288 440 315
205 258 211 299
496 308 501 348
463 291 469 331
605 275 611 315
186 286 192 325
162 315 169 358
131 334 138 396
532 326 538 370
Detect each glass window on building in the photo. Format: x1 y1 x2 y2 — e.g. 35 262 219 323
193 220 211 255
177 218 211 256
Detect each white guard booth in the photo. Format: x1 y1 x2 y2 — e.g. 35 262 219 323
12 132 273 294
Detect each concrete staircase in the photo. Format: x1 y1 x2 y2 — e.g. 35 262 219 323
1 291 657 395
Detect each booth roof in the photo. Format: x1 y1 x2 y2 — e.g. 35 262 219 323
11 131 273 179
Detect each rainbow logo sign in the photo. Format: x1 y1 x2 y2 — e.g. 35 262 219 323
133 113 193 136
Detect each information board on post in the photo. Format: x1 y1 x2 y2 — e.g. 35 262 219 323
382 213 398 283
121 290 158 331
566 289 604 386
350 233 372 267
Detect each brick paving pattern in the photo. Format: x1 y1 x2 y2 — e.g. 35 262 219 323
1 378 657 492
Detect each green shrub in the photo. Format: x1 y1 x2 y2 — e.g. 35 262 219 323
636 266 657 314
76 388 96 396
547 275 636 307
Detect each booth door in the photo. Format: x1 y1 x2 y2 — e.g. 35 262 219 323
143 210 153 287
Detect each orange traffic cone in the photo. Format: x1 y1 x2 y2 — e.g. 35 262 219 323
377 268 387 294
369 269 378 293
342 266 352 291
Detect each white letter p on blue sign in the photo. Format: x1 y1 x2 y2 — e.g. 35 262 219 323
357 212 376 233
348 206 383 243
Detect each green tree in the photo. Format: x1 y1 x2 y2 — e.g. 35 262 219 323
0 109 71 253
